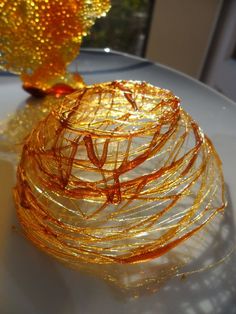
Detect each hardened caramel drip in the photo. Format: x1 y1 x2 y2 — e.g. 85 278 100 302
0 0 110 94
14 81 226 266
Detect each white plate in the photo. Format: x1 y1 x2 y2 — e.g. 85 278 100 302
1 49 236 314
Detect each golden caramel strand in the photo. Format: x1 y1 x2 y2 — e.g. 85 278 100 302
14 81 226 267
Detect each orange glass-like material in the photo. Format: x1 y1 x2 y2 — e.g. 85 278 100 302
0 0 110 95
14 81 226 268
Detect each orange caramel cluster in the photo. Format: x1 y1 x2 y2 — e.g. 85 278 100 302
14 81 226 267
0 0 110 94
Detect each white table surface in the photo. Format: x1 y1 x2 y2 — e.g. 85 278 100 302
0 49 236 314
